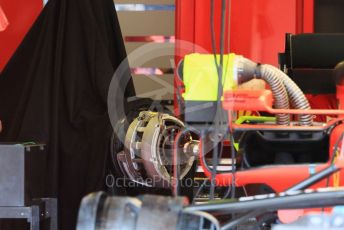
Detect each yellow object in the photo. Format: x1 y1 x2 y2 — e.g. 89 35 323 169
333 149 341 187
182 53 237 101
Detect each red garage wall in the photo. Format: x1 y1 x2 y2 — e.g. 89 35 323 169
176 0 314 66
0 0 42 71
175 0 314 114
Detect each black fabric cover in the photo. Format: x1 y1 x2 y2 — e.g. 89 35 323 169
0 0 135 229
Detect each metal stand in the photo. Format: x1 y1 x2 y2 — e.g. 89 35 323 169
0 198 57 230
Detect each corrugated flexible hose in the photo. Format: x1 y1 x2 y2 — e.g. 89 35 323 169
258 65 290 125
262 64 313 126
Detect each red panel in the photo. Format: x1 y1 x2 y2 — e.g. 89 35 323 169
176 0 315 66
230 0 254 60
303 0 314 33
296 0 315 33
174 0 196 115
296 0 304 33
194 0 230 54
232 0 298 65
175 0 195 59
0 0 42 71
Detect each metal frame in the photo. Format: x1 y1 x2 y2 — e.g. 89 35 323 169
0 198 57 230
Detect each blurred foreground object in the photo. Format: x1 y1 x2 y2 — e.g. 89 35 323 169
0 6 9 32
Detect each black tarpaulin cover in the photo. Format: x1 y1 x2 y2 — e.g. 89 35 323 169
0 0 135 229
